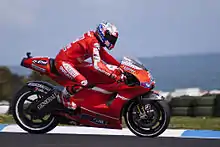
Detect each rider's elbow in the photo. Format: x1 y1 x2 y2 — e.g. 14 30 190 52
93 61 100 71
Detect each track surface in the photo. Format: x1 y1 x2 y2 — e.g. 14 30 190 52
0 133 219 147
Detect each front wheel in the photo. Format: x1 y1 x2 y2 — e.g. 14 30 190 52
124 99 171 137
11 86 59 134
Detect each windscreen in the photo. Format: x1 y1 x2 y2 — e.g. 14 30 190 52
121 56 147 70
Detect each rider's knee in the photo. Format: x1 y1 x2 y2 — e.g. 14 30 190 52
80 80 88 87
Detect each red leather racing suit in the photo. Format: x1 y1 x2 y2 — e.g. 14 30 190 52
55 31 121 94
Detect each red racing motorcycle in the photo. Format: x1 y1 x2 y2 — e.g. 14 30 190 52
11 52 171 137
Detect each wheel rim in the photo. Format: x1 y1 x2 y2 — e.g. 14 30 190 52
15 91 56 131
126 101 167 136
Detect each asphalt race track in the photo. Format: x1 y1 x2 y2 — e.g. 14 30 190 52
0 133 219 147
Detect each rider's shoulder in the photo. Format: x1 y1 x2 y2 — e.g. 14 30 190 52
83 31 101 49
83 30 96 38
83 31 97 43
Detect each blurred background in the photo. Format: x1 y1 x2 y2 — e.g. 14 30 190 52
0 0 220 129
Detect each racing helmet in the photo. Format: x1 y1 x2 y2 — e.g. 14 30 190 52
95 21 118 50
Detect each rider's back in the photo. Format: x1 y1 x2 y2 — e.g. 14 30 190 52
56 31 100 65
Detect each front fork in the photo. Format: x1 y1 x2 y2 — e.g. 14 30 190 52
136 91 160 118
136 97 148 117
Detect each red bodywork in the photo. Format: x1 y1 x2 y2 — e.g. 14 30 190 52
21 55 155 130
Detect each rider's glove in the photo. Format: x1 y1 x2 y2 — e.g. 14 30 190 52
118 73 127 83
110 68 127 83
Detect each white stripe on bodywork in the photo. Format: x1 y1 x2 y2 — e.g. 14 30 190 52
90 88 130 100
91 87 113 94
116 94 129 101
81 107 119 120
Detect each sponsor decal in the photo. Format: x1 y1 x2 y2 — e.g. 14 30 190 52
59 66 73 80
93 48 101 60
28 83 51 91
31 64 46 72
80 114 108 125
37 93 57 110
91 117 107 125
123 66 135 73
35 88 48 94
106 64 118 71
121 60 142 70
81 114 91 119
62 62 80 78
140 82 152 88
93 55 100 61
33 60 48 65
94 43 100 50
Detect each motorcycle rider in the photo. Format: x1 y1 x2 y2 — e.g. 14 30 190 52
54 21 127 110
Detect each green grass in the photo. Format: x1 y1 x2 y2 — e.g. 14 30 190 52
0 114 15 124
169 116 220 130
1 114 220 130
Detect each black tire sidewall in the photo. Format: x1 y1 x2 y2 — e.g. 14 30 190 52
124 100 171 137
11 86 58 134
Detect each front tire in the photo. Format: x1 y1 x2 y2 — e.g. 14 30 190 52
11 86 59 134
124 99 171 137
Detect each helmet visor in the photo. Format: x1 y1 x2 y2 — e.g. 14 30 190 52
105 31 117 45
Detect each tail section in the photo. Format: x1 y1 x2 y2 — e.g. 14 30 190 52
20 52 56 75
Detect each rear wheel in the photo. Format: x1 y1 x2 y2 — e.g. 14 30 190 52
11 86 59 134
124 99 171 137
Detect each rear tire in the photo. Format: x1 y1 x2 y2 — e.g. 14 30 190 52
11 86 59 134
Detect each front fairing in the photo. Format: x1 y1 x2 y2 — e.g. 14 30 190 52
120 56 155 89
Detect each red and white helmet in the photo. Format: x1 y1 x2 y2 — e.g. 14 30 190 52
95 21 119 50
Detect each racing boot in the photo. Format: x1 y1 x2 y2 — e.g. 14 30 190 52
57 86 83 111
